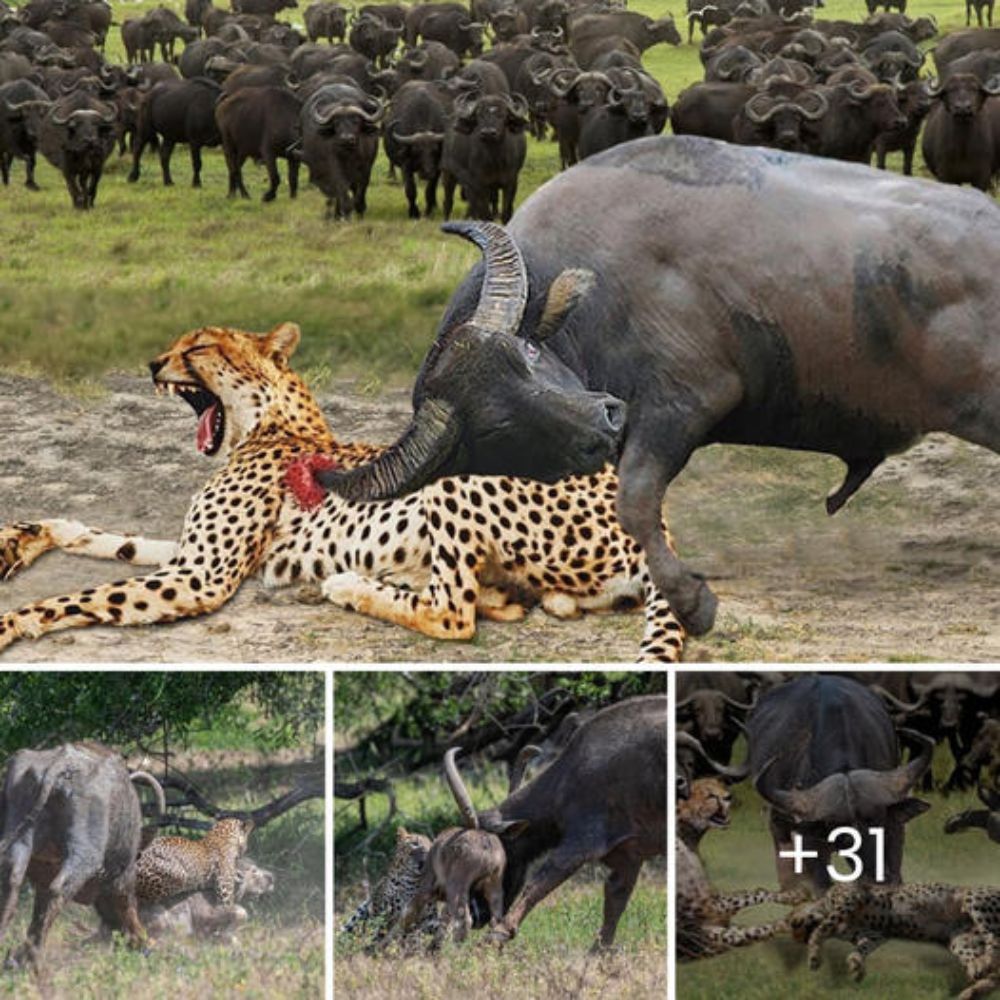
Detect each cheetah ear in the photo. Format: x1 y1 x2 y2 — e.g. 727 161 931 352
262 322 301 365
533 269 595 343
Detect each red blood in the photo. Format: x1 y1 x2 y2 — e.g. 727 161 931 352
284 454 340 511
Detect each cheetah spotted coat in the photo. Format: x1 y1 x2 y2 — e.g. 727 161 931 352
0 323 685 660
789 881 1000 1000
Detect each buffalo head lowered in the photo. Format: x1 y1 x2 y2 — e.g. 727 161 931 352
315 221 626 501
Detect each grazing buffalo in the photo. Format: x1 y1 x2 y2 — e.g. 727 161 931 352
216 84 302 201
300 82 383 219
441 91 528 222
0 743 164 971
129 77 223 187
568 11 681 69
383 80 448 217
312 136 1000 636
442 696 666 947
37 92 117 208
748 675 933 891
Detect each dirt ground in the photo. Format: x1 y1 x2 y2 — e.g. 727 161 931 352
1 373 998 663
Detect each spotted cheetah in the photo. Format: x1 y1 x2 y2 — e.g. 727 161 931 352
789 881 1000 999
677 778 803 961
0 322 685 661
341 827 441 949
135 818 253 908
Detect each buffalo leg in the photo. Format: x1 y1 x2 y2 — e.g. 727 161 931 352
403 166 419 219
0 839 32 946
616 428 719 636
353 178 369 218
159 139 175 186
595 846 642 949
25 151 38 190
87 167 101 209
493 847 588 941
500 181 517 224
0 152 8 186
190 144 203 188
442 171 456 220
425 174 438 216
262 153 279 202
94 883 146 948
287 157 299 199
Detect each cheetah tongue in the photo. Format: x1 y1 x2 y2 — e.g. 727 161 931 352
197 403 219 454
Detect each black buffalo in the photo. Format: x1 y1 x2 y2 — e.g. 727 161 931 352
0 79 49 189
129 77 223 187
441 91 528 222
749 675 932 891
383 79 448 218
300 81 383 219
304 1 347 43
922 72 1000 190
215 84 302 200
37 91 117 208
311 136 1000 637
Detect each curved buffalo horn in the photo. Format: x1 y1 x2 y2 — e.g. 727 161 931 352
50 106 71 125
744 94 787 123
441 220 528 336
405 47 428 68
360 97 384 123
796 88 828 119
508 744 542 794
444 747 480 829
676 732 752 782
925 76 942 98
720 692 755 711
528 65 554 86
99 104 116 124
130 769 166 820
394 128 445 144
504 91 529 120
870 685 927 713
846 79 880 100
615 66 642 92
315 223 529 503
983 74 1000 96
315 396 462 500
454 88 479 117
547 66 579 96
676 694 696 711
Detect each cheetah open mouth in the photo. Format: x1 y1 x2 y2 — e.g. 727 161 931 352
708 807 730 829
154 380 225 456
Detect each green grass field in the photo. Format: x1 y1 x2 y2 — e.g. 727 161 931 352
334 720 667 1000
678 740 1000 999
0 0 981 385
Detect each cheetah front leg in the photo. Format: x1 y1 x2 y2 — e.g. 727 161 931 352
710 888 804 919
0 519 178 580
321 492 483 641
638 568 685 664
0 562 241 654
701 920 789 955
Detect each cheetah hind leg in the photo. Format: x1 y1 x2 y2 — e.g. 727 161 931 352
477 587 527 623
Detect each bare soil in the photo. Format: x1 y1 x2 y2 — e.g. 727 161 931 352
2 373 998 663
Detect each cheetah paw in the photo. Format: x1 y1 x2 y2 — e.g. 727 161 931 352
321 571 367 608
847 952 866 982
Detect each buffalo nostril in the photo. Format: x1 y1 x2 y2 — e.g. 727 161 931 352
604 401 625 433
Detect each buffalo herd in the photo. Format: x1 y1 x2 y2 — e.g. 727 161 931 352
6 0 1000 212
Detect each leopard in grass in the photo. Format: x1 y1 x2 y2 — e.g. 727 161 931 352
677 777 804 961
135 818 254 908
340 827 442 950
789 881 1000 1000
0 321 685 661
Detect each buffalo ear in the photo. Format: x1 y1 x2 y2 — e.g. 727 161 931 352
491 818 531 838
263 321 301 364
534 268 596 342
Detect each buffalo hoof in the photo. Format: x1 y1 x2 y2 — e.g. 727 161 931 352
25 180 39 192
127 171 139 184
486 926 513 946
262 191 275 203
672 574 717 637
